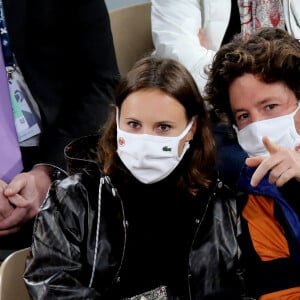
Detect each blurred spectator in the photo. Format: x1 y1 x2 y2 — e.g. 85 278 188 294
0 0 119 259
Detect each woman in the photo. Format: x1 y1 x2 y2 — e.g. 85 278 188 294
24 57 247 299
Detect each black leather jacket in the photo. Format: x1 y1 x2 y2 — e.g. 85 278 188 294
24 136 249 300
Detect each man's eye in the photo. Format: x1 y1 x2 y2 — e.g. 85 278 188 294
237 113 248 121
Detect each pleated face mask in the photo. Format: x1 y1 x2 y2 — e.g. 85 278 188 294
234 103 300 157
116 116 194 184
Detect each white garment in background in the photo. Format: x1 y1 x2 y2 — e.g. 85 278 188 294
283 0 300 39
151 0 300 94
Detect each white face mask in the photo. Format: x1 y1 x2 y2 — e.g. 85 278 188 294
116 117 194 184
234 103 300 157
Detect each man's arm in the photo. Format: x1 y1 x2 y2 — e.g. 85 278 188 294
151 0 215 93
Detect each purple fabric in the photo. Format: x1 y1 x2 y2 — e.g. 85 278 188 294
0 45 23 182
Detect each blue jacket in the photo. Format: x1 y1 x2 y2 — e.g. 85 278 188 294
238 166 300 297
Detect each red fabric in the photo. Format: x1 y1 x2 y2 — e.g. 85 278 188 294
238 0 285 40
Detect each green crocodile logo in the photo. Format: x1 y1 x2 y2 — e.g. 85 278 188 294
162 146 172 152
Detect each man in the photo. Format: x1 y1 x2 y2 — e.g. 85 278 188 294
0 0 119 259
205 27 300 299
151 0 300 188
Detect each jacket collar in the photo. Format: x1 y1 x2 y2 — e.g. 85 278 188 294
238 165 300 261
64 135 101 176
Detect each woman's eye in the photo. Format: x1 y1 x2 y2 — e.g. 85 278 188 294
158 124 171 132
265 104 277 111
128 121 141 129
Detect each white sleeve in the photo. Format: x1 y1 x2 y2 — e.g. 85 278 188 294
151 0 215 94
283 0 300 39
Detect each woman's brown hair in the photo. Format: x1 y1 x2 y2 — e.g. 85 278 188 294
98 56 215 193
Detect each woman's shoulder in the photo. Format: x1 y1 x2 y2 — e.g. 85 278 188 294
40 173 96 213
44 172 121 214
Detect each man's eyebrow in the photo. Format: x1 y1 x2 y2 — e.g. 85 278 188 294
231 108 247 115
232 99 274 114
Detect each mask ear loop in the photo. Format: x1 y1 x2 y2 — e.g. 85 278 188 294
232 124 239 134
115 106 120 128
176 117 196 159
178 116 195 139
292 101 300 117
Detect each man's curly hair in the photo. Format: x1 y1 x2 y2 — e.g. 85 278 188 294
204 27 300 125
